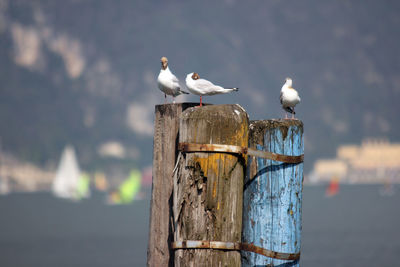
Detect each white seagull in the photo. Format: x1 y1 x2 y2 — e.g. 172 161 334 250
185 72 239 106
157 57 189 103
280 77 301 119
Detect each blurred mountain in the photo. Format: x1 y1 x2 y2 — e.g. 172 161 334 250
0 0 399 172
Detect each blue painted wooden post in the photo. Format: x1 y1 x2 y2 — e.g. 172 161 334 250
242 120 304 266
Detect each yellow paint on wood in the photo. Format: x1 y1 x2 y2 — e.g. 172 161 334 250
228 122 249 165
230 122 248 147
213 180 217 198
194 154 222 178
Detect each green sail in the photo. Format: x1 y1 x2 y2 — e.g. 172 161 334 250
118 169 141 204
77 173 91 199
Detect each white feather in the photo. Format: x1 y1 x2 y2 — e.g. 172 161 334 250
280 79 301 109
185 73 238 96
157 67 187 97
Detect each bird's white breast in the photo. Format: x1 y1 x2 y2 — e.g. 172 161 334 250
282 88 300 107
158 69 179 95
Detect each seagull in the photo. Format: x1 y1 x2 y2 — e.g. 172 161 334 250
185 72 239 106
157 57 189 103
280 77 301 119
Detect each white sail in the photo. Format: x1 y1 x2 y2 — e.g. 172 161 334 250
52 145 82 200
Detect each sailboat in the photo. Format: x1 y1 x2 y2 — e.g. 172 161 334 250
52 145 90 200
325 175 340 197
107 169 141 205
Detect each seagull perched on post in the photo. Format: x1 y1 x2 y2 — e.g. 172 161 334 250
157 57 188 103
185 72 239 106
280 77 301 119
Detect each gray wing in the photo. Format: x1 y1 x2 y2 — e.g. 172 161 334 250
170 73 180 89
195 78 215 90
280 91 283 105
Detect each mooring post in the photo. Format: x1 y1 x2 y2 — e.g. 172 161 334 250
147 103 198 267
242 120 304 266
172 104 248 267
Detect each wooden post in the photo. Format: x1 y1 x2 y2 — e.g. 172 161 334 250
242 120 304 266
173 104 248 267
147 103 199 267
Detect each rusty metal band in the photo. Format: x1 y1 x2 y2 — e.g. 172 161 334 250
178 142 304 164
172 240 300 261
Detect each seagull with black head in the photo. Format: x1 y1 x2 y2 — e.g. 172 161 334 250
185 72 239 106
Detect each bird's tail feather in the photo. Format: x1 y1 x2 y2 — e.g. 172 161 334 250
284 106 295 114
214 87 239 94
180 90 189 94
225 87 239 92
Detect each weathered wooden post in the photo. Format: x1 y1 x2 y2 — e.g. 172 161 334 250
172 104 248 266
147 103 198 267
242 120 304 266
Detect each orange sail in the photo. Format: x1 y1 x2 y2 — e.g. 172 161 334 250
326 176 340 197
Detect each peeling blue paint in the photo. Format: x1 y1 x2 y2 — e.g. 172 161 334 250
242 122 304 266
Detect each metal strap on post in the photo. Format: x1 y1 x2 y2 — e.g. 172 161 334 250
171 240 300 261
178 142 304 164
175 143 303 260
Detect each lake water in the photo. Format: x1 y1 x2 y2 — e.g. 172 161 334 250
0 184 398 266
